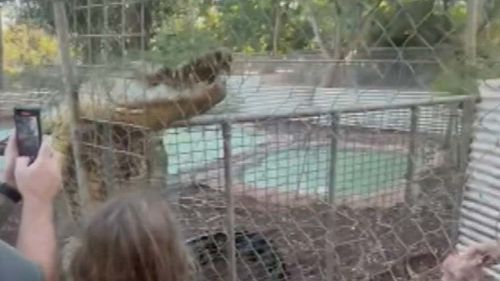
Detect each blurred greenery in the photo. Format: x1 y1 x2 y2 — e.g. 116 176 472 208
5 0 500 94
147 31 221 68
3 23 58 75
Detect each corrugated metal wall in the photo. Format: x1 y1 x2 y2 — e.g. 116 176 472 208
458 80 500 279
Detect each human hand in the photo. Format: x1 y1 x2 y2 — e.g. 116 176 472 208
3 130 19 187
15 140 62 206
441 241 500 281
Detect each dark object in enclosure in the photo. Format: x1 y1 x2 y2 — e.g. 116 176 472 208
186 182 212 191
146 49 232 89
186 230 289 280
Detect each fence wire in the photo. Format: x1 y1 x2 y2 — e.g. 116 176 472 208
162 98 470 281
0 0 499 280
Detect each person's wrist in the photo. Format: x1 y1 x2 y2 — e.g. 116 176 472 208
4 175 16 187
22 197 54 213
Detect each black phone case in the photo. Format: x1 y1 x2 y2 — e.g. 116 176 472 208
13 107 42 161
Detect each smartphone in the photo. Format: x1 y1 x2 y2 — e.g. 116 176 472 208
13 107 42 163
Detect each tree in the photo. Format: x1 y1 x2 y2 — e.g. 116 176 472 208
17 0 156 64
150 0 311 56
301 0 460 87
8 0 497 95
432 0 500 96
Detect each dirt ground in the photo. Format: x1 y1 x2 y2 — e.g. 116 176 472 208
172 165 464 281
0 121 463 281
0 163 465 281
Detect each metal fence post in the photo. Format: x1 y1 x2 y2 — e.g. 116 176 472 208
99 122 116 195
450 98 475 244
443 104 456 150
405 106 419 205
459 98 475 173
328 113 339 204
53 0 90 217
326 113 339 280
222 122 236 281
147 134 168 189
444 103 460 167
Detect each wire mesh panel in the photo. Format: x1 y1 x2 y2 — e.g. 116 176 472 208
1 0 497 280
162 99 469 281
54 1 488 280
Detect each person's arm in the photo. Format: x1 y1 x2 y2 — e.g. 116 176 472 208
15 141 62 281
17 200 57 281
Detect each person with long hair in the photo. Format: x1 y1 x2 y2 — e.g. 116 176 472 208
68 193 194 281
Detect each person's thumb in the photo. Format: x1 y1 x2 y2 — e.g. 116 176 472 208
7 129 16 147
37 140 53 160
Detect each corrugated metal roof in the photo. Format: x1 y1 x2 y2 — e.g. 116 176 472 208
458 79 500 279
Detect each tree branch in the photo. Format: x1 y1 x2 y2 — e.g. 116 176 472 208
349 0 384 51
303 2 332 58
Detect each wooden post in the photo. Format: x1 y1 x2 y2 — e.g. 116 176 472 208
222 122 236 281
0 6 4 90
146 133 168 190
98 122 116 194
465 0 481 66
53 0 90 216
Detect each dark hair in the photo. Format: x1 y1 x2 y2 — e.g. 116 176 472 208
70 193 193 281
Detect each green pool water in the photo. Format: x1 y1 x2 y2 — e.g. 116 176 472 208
241 147 408 197
0 126 266 175
0 127 409 197
165 125 267 175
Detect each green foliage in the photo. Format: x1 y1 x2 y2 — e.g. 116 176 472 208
3 23 58 75
146 0 223 66
448 2 467 30
147 31 221 68
432 54 500 96
6 0 500 96
150 0 311 55
432 2 500 96
432 58 479 96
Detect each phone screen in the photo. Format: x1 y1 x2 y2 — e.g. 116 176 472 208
14 108 41 160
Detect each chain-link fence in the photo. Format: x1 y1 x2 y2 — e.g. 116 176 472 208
0 0 62 123
166 96 472 280
1 0 499 280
